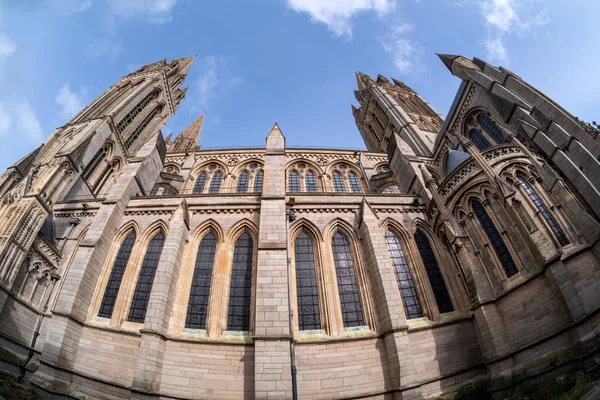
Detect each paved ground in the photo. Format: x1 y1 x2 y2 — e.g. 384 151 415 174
582 383 600 400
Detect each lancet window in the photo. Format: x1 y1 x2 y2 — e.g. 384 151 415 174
227 232 254 331
518 179 569 246
116 92 154 134
185 232 217 330
331 231 365 327
382 185 404 194
330 164 364 193
235 163 264 194
294 231 321 330
471 200 519 277
124 107 159 150
191 164 225 194
286 163 321 193
149 184 177 196
385 231 423 319
98 232 136 319
466 111 508 151
83 144 111 181
127 231 165 323
414 230 454 314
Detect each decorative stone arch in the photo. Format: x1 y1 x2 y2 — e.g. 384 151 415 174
150 182 179 196
171 218 226 338
88 220 140 321
162 162 182 175
325 161 366 193
462 107 511 150
285 159 325 193
113 219 169 327
188 160 229 194
373 162 391 174
410 218 463 318
323 217 376 334
51 225 89 310
229 160 265 193
288 218 327 334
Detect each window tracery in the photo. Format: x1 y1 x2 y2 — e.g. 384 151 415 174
98 232 136 319
294 231 321 330
185 232 217 329
227 232 253 331
330 164 364 193
191 164 226 194
465 111 508 151
234 163 264 194
286 163 321 193
149 184 177 196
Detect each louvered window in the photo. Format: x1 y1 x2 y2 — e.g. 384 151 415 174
414 230 454 314
127 232 165 323
295 232 321 330
98 232 136 318
472 200 519 277
227 233 253 331
185 232 217 329
385 231 423 319
331 231 364 327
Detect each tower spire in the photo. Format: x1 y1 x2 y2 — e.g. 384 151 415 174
169 113 204 153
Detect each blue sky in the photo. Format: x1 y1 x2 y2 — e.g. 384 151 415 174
1 0 599 171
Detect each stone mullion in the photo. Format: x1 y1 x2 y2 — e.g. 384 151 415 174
206 243 230 338
321 237 345 336
531 179 578 244
131 202 189 394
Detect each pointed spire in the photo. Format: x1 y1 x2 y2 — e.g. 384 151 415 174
164 132 173 142
266 123 285 151
356 72 371 91
437 54 459 72
182 113 204 142
175 55 196 75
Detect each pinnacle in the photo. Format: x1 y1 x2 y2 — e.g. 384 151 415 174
436 54 459 71
181 113 204 142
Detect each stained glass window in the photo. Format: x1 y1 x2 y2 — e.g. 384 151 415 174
333 172 345 193
253 171 263 193
471 200 519 277
305 171 318 192
288 171 301 192
208 172 222 194
331 231 365 327
294 232 321 330
185 232 217 329
227 233 253 331
348 172 362 193
383 186 395 194
98 232 136 319
237 171 249 193
471 130 491 151
127 232 165 323
478 115 506 145
385 231 423 319
193 173 207 194
150 186 159 195
518 179 568 246
161 187 172 195
414 230 454 314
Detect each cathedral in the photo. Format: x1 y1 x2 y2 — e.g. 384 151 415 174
0 54 599 400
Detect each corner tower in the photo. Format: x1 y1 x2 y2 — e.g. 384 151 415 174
352 73 443 156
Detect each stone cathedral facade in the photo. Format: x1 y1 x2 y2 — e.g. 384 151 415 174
0 54 599 400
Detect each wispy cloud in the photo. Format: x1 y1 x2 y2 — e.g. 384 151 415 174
56 84 86 121
476 0 550 63
194 56 243 111
0 33 16 57
52 0 92 15
286 0 395 37
379 23 422 74
106 0 179 24
85 39 122 59
13 102 43 143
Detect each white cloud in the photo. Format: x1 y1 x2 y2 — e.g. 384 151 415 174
194 56 243 111
0 33 16 57
106 0 178 24
286 0 394 37
14 102 43 142
85 39 122 59
56 84 85 121
0 103 11 137
52 0 93 15
379 24 422 74
476 0 550 63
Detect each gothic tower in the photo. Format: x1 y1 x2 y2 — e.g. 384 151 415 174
0 56 194 370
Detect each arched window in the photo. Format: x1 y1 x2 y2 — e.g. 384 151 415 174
253 171 263 193
83 146 108 180
93 164 114 194
185 232 217 329
382 185 403 194
127 231 165 323
288 171 301 192
116 92 154 133
385 231 423 319
518 179 569 246
237 171 249 193
227 232 253 331
414 230 454 314
470 130 492 151
348 172 362 193
331 231 364 327
98 232 136 319
193 173 207 194
332 172 345 193
150 186 159 195
124 107 159 149
162 187 172 195
466 112 507 151
208 172 222 194
471 200 519 277
305 171 318 192
294 231 321 330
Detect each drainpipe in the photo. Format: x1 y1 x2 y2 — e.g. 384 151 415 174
18 273 60 383
286 209 298 400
